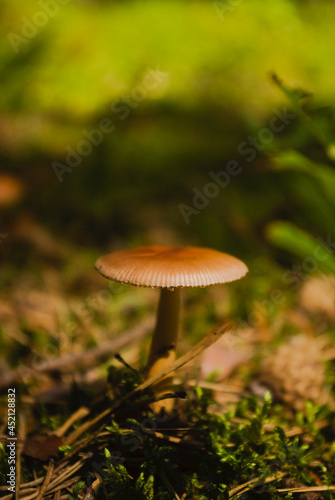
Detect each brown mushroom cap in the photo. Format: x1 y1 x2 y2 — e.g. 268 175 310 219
95 245 248 288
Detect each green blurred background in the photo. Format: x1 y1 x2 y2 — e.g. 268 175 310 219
1 0 335 283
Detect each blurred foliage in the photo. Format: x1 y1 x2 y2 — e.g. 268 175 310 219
0 0 335 269
265 76 335 271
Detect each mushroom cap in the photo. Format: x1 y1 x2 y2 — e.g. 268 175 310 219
95 246 248 288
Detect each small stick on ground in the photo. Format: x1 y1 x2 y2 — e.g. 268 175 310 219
228 471 287 498
54 406 90 437
0 318 153 390
277 486 335 493
160 471 181 500
16 412 27 500
35 459 55 500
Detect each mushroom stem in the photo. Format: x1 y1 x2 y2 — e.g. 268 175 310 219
146 288 180 409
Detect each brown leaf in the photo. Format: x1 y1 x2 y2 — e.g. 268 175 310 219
23 434 63 461
200 343 250 380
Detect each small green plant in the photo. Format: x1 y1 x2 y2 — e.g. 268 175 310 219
73 388 334 499
266 77 335 271
68 481 86 500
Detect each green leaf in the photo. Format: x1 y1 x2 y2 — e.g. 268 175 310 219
266 221 335 274
269 150 335 204
72 481 86 498
250 417 262 444
106 420 122 434
137 473 154 500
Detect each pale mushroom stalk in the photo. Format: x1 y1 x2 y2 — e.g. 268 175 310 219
146 288 180 402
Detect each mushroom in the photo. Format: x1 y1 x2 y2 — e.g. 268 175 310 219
95 246 248 412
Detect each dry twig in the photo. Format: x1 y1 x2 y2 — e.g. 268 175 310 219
35 460 55 500
0 318 153 390
229 471 287 498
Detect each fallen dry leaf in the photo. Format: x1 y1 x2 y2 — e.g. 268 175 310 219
23 434 64 461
